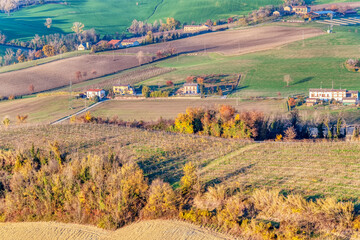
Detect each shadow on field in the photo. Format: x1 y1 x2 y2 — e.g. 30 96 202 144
293 76 313 86
204 163 255 188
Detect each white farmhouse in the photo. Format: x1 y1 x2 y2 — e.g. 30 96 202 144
86 89 106 99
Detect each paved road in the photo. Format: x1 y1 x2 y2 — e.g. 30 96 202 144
50 99 108 125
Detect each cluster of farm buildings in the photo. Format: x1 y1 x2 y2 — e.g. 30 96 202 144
273 5 358 21
84 83 200 100
306 88 359 106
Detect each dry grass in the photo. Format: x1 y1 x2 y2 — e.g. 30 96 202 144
0 26 323 97
201 141 360 199
0 96 92 124
0 220 230 240
90 98 287 121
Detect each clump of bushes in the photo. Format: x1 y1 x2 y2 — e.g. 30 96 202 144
345 58 360 72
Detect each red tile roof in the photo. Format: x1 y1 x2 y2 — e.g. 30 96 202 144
87 89 104 92
108 40 121 45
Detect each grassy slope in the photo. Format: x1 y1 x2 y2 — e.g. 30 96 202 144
0 0 162 40
0 95 93 124
0 0 351 41
1 124 360 199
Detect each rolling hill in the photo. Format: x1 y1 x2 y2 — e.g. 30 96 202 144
0 25 323 97
0 0 353 41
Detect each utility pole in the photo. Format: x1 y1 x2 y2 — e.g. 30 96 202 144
69 79 72 109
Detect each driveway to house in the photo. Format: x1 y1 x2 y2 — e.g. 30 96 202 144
50 99 108 125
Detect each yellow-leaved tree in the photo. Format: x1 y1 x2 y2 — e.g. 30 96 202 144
141 179 177 219
180 162 199 198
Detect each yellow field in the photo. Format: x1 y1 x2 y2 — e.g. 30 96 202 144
0 220 232 240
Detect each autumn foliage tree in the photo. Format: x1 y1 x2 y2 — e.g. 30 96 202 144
180 162 199 199
141 179 177 219
166 80 174 86
34 50 43 59
42 45 55 57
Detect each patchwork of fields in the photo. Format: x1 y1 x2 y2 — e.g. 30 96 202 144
0 25 323 97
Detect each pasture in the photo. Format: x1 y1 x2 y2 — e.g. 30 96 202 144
0 0 285 41
0 0 356 41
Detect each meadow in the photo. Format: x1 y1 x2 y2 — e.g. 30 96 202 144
0 0 352 41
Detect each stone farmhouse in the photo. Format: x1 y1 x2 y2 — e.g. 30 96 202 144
293 6 311 15
121 39 141 47
183 83 200 95
113 84 135 95
108 40 122 48
306 88 359 106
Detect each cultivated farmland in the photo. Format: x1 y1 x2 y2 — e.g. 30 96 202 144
0 26 323 97
0 220 230 240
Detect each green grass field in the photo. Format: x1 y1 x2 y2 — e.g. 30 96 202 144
0 0 353 41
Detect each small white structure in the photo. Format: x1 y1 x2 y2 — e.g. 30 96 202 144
86 89 106 99
78 43 86 51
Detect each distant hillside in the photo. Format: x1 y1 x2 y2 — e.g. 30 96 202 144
0 0 352 40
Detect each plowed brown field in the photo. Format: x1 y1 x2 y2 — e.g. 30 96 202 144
0 220 232 240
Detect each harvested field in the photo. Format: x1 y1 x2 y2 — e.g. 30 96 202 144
70 66 175 92
0 54 147 97
106 220 231 240
90 98 287 121
0 222 109 240
0 26 323 97
115 26 323 56
0 220 230 240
